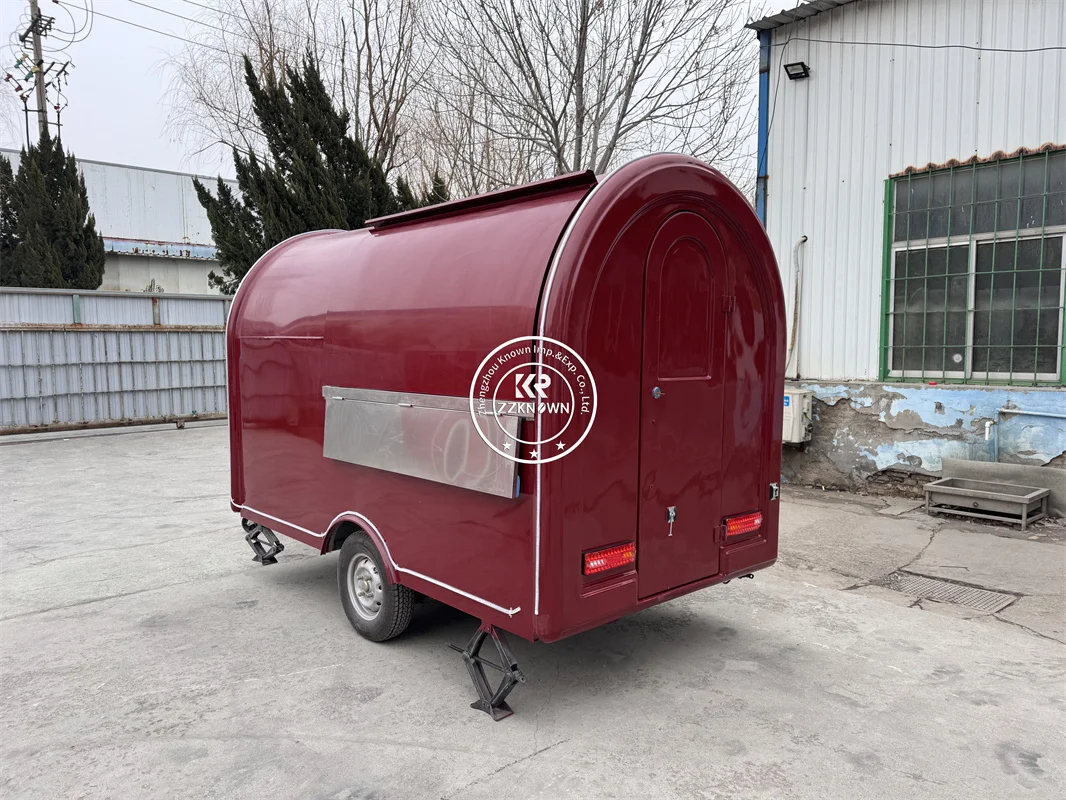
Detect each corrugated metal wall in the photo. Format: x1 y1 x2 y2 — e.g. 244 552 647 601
0 289 230 432
765 0 1066 380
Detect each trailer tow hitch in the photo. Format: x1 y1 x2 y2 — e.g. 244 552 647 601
448 623 526 721
241 518 285 565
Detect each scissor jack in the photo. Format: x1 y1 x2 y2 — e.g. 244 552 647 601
448 623 526 721
241 518 285 565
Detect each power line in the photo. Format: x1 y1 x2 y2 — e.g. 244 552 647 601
1 1 84 149
758 28 794 180
176 0 254 21
54 0 230 55
51 0 93 42
173 0 359 67
174 0 310 45
116 0 349 73
127 0 347 73
773 35 1066 54
126 0 236 35
77 0 349 74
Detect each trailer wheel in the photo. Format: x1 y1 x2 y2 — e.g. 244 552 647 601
338 533 413 642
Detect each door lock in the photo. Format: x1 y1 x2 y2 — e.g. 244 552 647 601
666 505 676 536
652 386 663 399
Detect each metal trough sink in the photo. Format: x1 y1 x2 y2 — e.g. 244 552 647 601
923 477 1049 530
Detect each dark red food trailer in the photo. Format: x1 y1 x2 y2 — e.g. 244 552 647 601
228 153 786 718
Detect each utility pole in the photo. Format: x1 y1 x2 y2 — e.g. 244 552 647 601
26 0 49 139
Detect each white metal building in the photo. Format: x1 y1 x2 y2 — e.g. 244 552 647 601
1 148 238 295
749 0 1066 490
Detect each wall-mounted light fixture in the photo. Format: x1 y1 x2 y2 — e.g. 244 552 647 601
784 61 810 80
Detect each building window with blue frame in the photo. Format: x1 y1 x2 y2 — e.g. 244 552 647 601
883 148 1066 385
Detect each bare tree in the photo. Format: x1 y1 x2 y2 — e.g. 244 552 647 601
0 90 23 149
409 59 553 196
166 0 758 193
341 0 423 174
165 0 425 176
164 0 297 167
426 0 757 186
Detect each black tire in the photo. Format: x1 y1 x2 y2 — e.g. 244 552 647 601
337 532 414 642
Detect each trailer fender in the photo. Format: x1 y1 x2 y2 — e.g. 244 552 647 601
323 511 400 584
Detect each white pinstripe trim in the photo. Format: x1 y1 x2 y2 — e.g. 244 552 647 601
238 504 521 617
531 155 695 616
532 171 617 616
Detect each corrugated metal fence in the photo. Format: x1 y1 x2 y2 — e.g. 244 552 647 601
0 288 230 432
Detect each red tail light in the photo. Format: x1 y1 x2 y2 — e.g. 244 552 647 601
583 542 636 575
725 511 763 538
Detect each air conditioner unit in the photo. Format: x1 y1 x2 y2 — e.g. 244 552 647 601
782 389 813 444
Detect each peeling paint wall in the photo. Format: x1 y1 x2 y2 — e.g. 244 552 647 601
782 381 1066 494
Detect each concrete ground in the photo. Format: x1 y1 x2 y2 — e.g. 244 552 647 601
1 424 1063 799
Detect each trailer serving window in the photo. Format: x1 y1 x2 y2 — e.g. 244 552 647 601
880 149 1065 385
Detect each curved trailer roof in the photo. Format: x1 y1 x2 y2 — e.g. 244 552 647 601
228 170 597 398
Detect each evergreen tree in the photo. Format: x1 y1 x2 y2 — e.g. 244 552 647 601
0 156 16 283
196 54 448 294
53 148 106 289
421 172 450 206
0 133 105 289
395 177 419 212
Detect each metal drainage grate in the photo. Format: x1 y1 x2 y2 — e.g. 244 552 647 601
882 572 1016 613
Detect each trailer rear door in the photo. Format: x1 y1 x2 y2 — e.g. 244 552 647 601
637 212 729 598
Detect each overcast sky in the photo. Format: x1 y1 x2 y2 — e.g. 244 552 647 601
0 0 796 180
0 0 233 176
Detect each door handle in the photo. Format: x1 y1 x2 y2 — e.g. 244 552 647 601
652 386 663 399
666 505 676 536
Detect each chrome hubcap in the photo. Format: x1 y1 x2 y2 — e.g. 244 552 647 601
347 554 384 621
